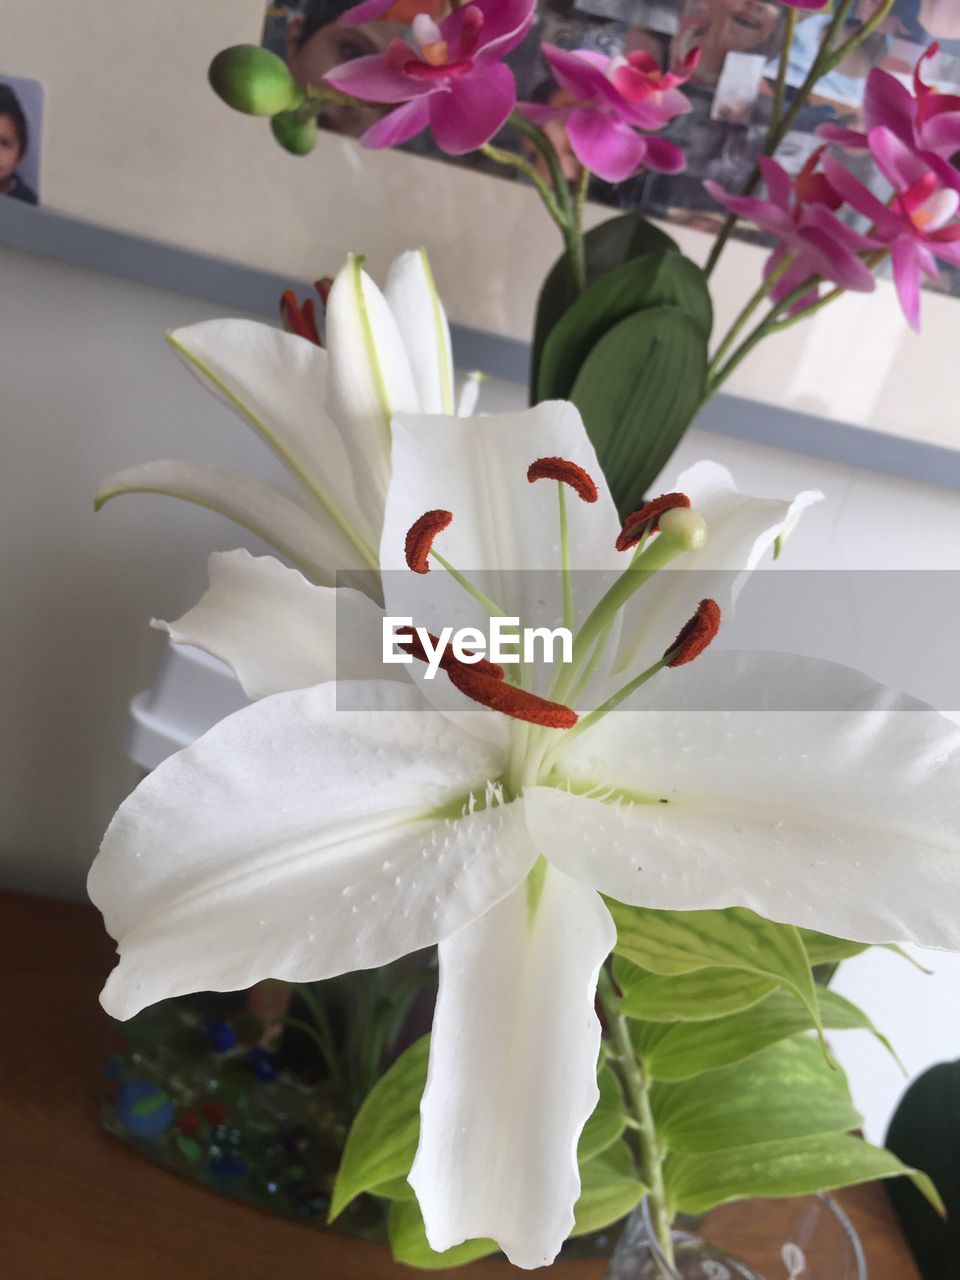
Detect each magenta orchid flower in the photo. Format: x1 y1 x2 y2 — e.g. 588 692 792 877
823 129 960 331
819 45 960 194
705 152 878 311
323 0 535 154
518 45 696 183
780 0 830 7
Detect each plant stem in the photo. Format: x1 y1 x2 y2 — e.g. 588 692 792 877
706 274 821 392
509 111 587 293
770 7 797 133
707 252 793 376
481 142 567 230
598 968 674 1267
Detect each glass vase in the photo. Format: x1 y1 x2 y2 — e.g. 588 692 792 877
606 1195 868 1280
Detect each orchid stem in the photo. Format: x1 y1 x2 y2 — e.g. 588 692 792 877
706 273 821 393
509 111 587 293
707 252 794 377
598 968 674 1267
770 7 797 134
481 142 567 230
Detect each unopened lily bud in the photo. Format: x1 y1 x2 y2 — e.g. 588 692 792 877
272 110 318 156
659 506 707 552
209 46 303 116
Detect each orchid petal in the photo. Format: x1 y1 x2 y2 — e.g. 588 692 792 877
154 550 392 700
868 125 931 194
409 865 615 1268
430 64 517 155
90 680 534 1020
565 111 648 184
891 236 924 331
637 134 686 175
924 110 960 156
703 181 796 239
362 96 433 149
612 461 822 678
541 44 620 109
863 67 915 139
450 0 536 61
323 51 430 104
821 156 903 237
527 649 960 950
796 224 876 292
325 254 420 524
385 249 455 415
167 321 377 563
758 156 793 212
815 123 868 149
95 460 362 585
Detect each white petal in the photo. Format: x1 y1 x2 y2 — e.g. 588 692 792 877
96 459 365 584
380 402 622 645
456 371 483 418
385 249 454 415
325 255 420 521
169 320 378 564
612 461 823 677
526 650 960 949
410 865 615 1269
89 679 531 1020
154 550 393 700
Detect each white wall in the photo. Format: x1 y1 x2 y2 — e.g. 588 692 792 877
5 240 960 1142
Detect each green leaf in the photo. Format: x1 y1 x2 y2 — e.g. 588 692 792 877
608 904 822 1042
537 251 712 402
329 1034 428 1220
652 1036 862 1153
637 987 893 1081
570 307 707 521
530 211 677 402
614 956 777 1022
387 1140 646 1268
665 1132 945 1218
372 1175 417 1201
580 1061 627 1161
799 928 870 966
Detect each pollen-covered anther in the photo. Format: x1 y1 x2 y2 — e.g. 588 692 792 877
404 509 453 574
665 598 721 668
616 492 691 552
527 456 599 504
396 628 505 680
447 665 578 729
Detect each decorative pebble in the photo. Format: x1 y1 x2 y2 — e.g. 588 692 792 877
280 1125 313 1155
117 1080 175 1139
201 1098 228 1125
204 1020 238 1053
245 1047 279 1082
175 1110 199 1136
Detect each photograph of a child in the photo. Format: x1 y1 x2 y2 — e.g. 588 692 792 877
0 75 43 207
261 0 960 292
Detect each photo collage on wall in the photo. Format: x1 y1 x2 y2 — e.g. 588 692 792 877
262 0 960 296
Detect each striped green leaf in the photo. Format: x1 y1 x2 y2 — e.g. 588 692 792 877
665 1132 944 1217
613 956 777 1022
799 928 870 966
580 1061 627 1161
651 1036 861 1153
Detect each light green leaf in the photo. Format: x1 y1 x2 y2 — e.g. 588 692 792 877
799 928 870 966
665 1132 945 1217
387 1140 646 1268
570 306 707 521
580 1061 627 1161
329 1034 428 1220
652 1036 862 1153
614 956 777 1022
608 904 822 1044
537 250 712 402
638 988 894 1081
373 1175 417 1201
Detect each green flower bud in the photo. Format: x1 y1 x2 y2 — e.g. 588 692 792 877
659 506 707 552
271 110 318 156
209 46 303 116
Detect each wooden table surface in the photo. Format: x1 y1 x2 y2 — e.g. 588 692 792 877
1 891 920 1279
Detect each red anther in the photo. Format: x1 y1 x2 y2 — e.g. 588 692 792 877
665 598 721 668
405 509 453 573
396 627 504 680
616 492 691 552
280 290 322 347
527 456 599 504
447 665 578 729
315 277 333 307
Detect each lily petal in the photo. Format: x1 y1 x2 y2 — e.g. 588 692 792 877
526 650 960 950
168 320 378 565
409 864 615 1268
154 550 393 700
325 254 420 524
96 459 364 585
385 249 455 415
90 680 534 1020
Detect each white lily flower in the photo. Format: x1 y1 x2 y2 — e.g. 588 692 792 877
95 248 460 586
89 401 960 1270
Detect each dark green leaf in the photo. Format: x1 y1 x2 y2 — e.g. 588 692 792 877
537 251 712 402
665 1132 945 1217
530 211 677 402
570 307 707 520
614 956 777 1022
329 1034 428 1220
652 1036 861 1152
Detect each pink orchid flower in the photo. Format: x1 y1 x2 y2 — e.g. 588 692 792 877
518 45 697 183
819 45 960 193
823 129 960 331
323 0 535 154
705 152 878 311
337 0 442 26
